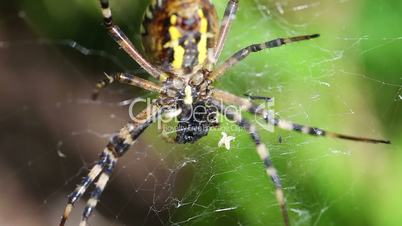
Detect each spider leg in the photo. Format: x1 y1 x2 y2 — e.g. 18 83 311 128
208 34 319 81
99 0 167 81
79 153 116 226
214 0 239 61
213 89 391 144
244 93 273 102
91 72 162 100
213 101 290 226
59 152 108 226
59 106 162 226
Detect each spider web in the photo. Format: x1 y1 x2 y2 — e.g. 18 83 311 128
1 0 401 226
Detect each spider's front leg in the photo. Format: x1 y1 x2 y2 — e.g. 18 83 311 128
59 106 162 226
212 101 290 226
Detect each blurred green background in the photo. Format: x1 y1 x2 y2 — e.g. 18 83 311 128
0 0 401 226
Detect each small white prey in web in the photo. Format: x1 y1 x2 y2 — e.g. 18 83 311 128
218 132 236 150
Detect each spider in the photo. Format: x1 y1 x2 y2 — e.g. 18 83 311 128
59 0 390 225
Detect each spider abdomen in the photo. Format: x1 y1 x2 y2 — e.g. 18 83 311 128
141 0 218 75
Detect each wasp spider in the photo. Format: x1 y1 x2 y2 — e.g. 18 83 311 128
59 0 390 225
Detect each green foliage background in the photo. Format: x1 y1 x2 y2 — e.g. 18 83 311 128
5 0 402 225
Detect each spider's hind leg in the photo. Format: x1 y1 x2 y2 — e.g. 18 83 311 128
98 0 164 80
209 34 319 81
214 0 239 60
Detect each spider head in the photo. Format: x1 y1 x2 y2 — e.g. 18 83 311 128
175 100 218 144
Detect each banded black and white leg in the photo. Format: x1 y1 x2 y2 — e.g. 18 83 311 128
59 106 162 226
212 101 290 226
244 93 273 102
214 0 239 60
208 34 320 81
79 150 116 226
91 72 162 100
213 89 390 144
99 0 166 81
59 150 109 226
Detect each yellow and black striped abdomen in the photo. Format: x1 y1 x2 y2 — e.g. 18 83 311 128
141 0 218 75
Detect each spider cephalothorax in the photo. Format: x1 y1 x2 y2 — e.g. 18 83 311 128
60 1 390 226
175 99 218 143
158 74 217 143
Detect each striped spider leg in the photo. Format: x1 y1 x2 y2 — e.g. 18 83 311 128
213 89 391 144
208 34 320 81
99 0 167 81
214 0 239 60
244 93 273 102
211 90 389 226
90 73 182 144
211 100 290 226
60 0 390 225
91 72 163 100
59 106 163 226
